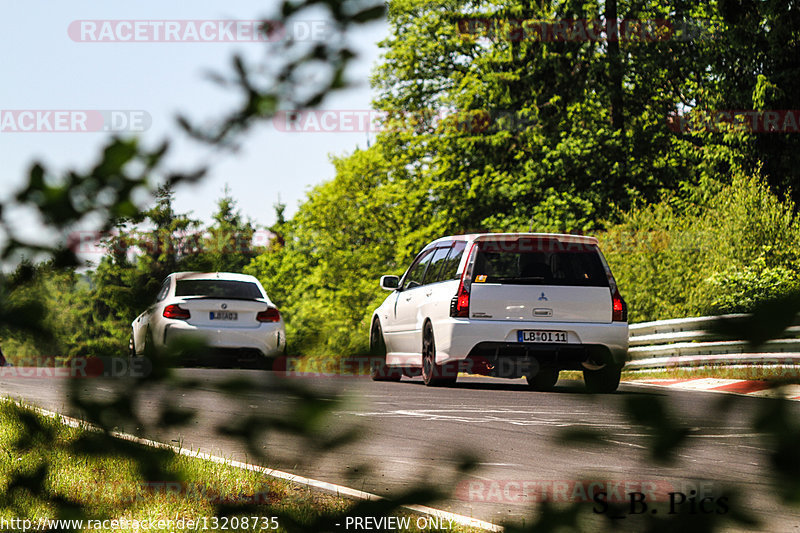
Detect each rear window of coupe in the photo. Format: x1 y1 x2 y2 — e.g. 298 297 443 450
175 280 263 299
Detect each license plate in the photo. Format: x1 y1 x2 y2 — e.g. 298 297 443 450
210 311 238 320
517 330 567 343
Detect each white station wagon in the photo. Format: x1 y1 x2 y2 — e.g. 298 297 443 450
130 272 286 366
369 233 628 392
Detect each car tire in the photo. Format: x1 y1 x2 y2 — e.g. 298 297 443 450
583 364 622 393
143 329 156 357
369 320 401 382
421 323 457 387
254 357 274 371
526 366 559 392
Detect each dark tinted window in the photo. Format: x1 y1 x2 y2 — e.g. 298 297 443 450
403 249 433 290
473 239 608 287
423 245 452 284
155 278 170 302
439 241 467 280
175 280 264 299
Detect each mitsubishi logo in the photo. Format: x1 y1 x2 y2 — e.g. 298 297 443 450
538 292 548 301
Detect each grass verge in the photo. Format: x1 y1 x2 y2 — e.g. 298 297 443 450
620 365 800 383
0 399 486 533
563 366 800 384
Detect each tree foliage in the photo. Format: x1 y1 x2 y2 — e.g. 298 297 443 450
4 0 800 531
602 170 800 322
245 146 430 356
245 0 800 354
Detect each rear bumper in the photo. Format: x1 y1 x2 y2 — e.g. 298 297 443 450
460 342 616 378
433 318 628 367
162 321 286 357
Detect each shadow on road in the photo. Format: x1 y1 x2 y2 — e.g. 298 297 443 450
395 377 645 395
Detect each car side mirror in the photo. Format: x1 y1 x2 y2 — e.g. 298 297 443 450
380 275 400 290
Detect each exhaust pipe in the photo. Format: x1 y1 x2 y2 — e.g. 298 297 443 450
581 359 606 371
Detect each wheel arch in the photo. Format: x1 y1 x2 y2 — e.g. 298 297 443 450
369 314 383 339
369 314 385 353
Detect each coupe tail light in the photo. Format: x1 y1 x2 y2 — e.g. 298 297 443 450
257 307 281 322
612 289 627 322
163 304 190 320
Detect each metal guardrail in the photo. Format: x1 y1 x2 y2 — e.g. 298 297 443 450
626 314 800 370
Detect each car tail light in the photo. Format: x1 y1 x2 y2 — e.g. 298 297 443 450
612 289 627 322
594 247 627 322
257 307 281 322
450 242 478 318
163 304 190 320
451 283 470 317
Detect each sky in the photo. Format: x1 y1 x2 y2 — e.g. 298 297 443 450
0 1 390 244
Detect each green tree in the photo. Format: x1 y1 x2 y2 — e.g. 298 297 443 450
187 185 261 272
0 261 85 361
246 145 433 355
601 170 800 322
711 0 800 200
370 0 734 232
76 185 204 355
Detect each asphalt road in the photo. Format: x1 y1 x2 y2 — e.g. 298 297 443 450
2 366 800 531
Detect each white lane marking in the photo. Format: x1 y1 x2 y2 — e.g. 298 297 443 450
4 398 503 533
355 408 599 415
748 385 800 398
612 431 760 439
466 474 497 481
663 378 742 390
348 408 630 428
786 385 800 396
388 458 418 466
603 439 646 449
684 433 765 438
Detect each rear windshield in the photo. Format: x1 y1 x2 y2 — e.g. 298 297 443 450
175 280 263 299
473 239 609 287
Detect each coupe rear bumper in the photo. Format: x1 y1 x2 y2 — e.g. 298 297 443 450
162 321 286 357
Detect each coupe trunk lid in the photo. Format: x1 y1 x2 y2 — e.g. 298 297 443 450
179 298 268 328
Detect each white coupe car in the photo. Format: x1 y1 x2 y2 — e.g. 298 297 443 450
369 233 629 392
130 272 286 366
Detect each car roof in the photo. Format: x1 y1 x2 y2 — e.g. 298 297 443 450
424 232 599 249
170 272 260 282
